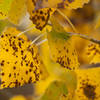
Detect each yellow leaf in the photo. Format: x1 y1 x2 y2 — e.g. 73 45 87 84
26 0 55 30
8 0 27 24
42 0 90 9
40 40 77 98
85 43 100 64
28 8 55 30
64 0 90 9
26 0 89 31
89 44 100 64
0 27 42 89
34 76 55 97
74 68 100 100
0 0 13 20
10 95 26 100
26 0 35 17
46 15 80 70
47 31 79 70
42 0 62 8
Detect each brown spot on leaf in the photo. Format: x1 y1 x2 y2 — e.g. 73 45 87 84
83 84 96 100
68 0 74 3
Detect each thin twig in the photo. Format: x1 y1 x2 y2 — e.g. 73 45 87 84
68 32 100 44
57 9 78 33
81 63 100 69
17 26 35 37
30 33 45 46
36 39 48 46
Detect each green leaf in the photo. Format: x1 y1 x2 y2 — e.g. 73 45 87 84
40 81 68 100
0 19 11 33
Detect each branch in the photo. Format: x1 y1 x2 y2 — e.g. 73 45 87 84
68 32 100 44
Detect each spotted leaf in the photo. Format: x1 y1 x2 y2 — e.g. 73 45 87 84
47 29 79 70
26 0 55 30
42 0 90 9
86 43 100 64
74 68 100 100
0 27 42 89
29 8 55 30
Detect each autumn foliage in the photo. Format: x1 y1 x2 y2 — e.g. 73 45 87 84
0 0 100 100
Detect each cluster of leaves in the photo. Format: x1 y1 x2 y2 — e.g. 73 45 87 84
1 0 100 100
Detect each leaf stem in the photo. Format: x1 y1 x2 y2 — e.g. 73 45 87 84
36 39 48 46
17 26 35 37
57 9 78 33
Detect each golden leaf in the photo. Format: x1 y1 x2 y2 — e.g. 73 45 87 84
47 30 79 70
8 0 27 24
26 0 55 30
0 0 13 19
86 43 100 64
0 27 42 89
74 68 100 100
42 0 90 9
28 8 55 30
10 95 26 100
